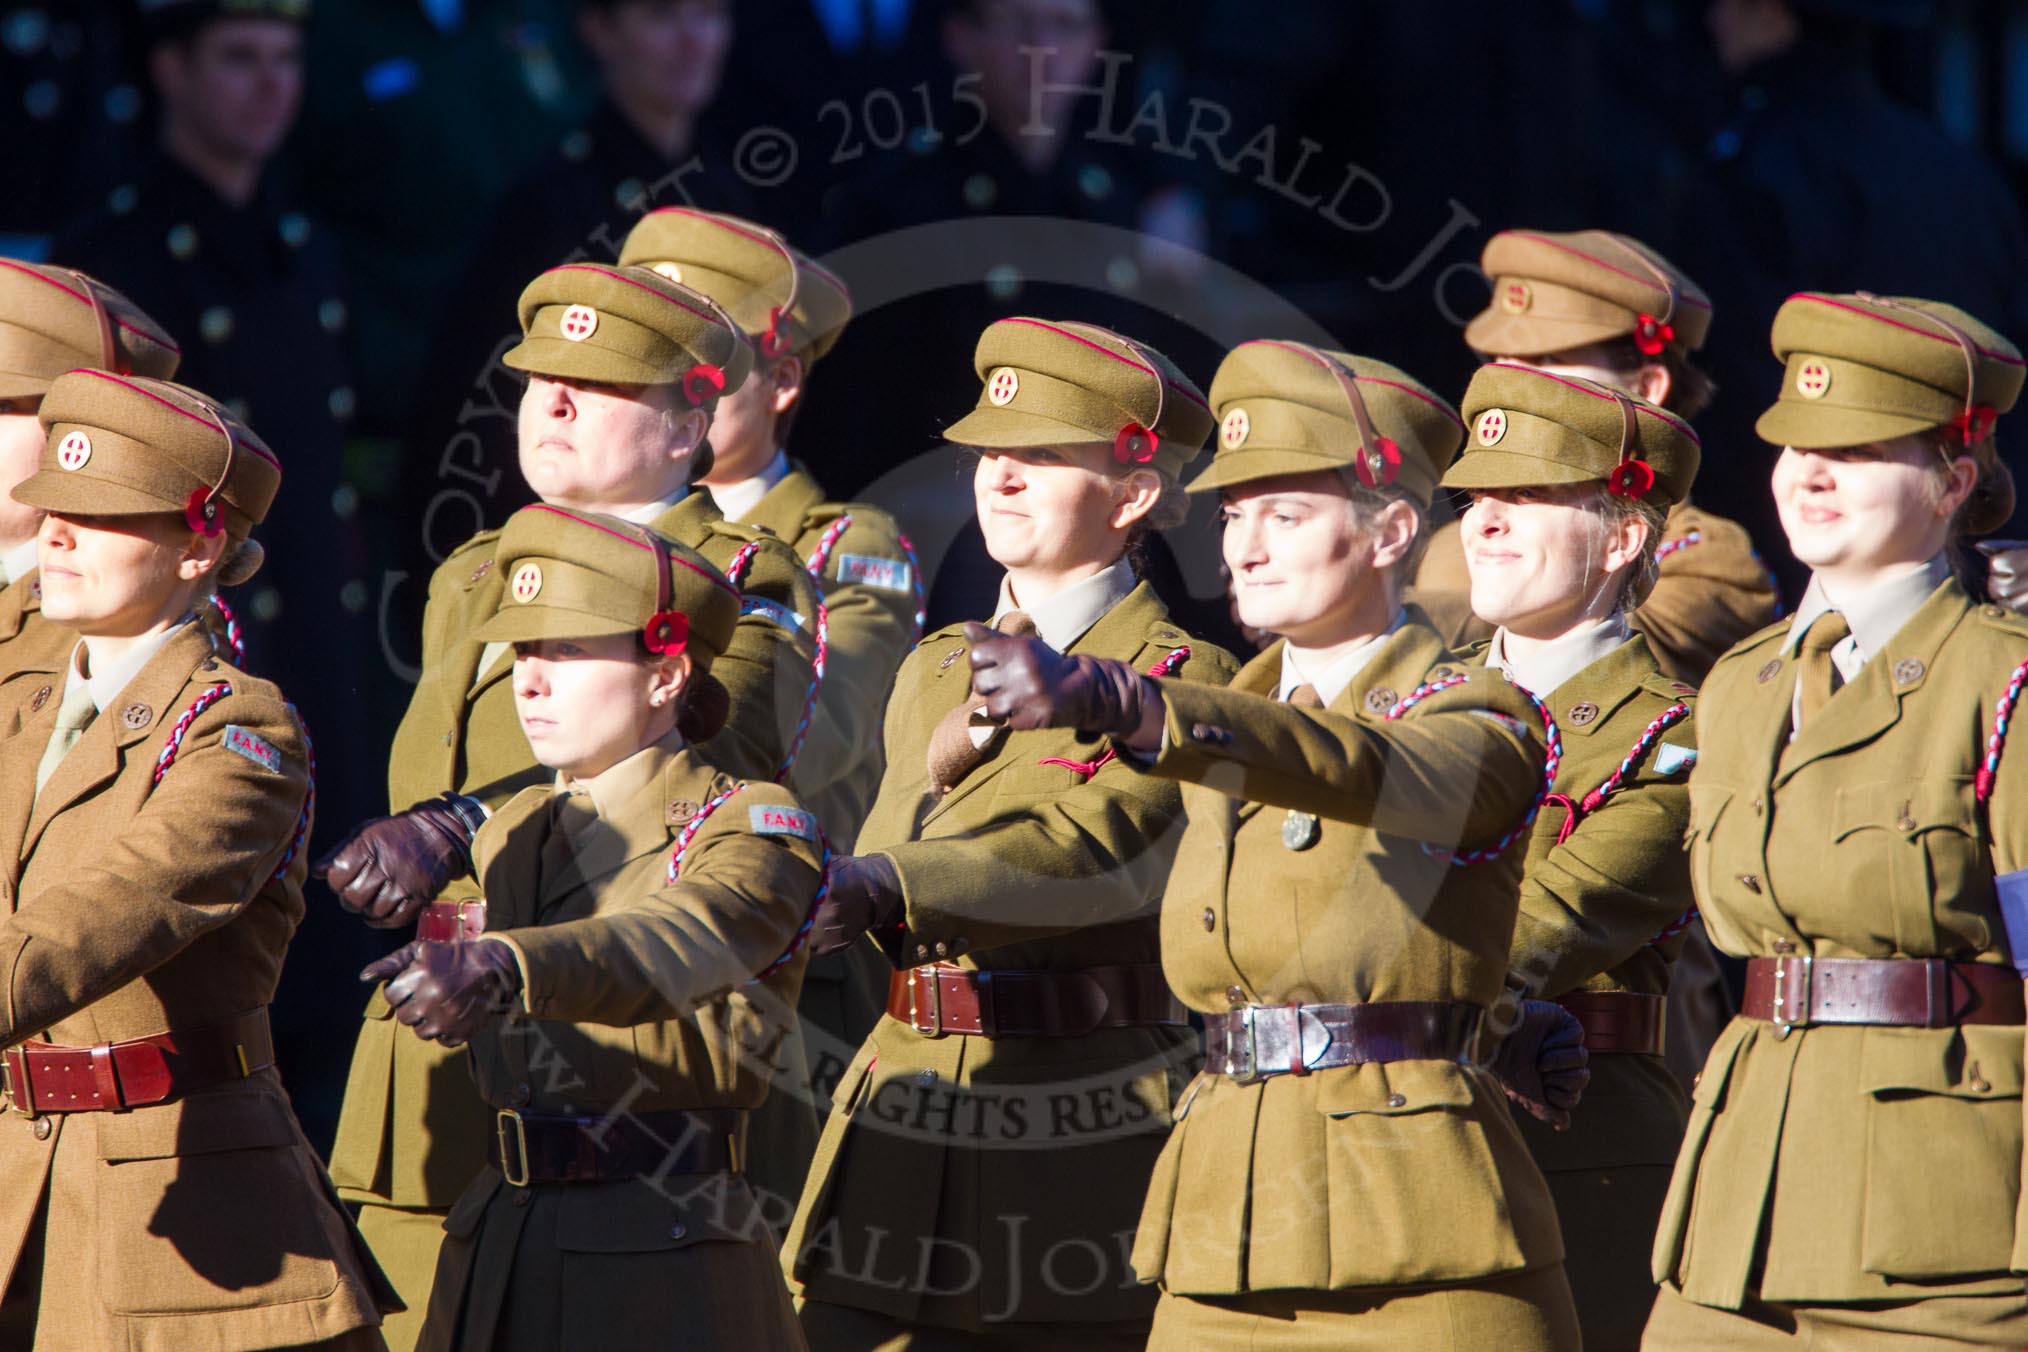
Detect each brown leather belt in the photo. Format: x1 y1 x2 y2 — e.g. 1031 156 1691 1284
1743 956 2026 1031
1556 990 1667 1056
417 899 486 942
489 1106 747 1187
0 1008 273 1115
1202 1001 1483 1083
885 963 1187 1038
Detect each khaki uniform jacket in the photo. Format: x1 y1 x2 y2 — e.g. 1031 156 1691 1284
1412 503 1780 685
1473 632 1696 1344
0 570 74 675
738 464 918 1216
784 582 1237 1330
0 625 392 1351
1657 580 2028 1308
424 740 822 1352
330 492 822 1217
1130 615 1568 1294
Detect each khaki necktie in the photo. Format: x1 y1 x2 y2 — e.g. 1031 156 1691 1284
34 682 97 799
1287 682 1324 709
1793 611 1851 733
927 610 1037 794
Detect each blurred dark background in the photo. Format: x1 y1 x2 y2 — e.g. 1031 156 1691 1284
7 0 2023 1148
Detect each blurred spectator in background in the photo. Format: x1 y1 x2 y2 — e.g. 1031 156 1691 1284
1675 0 2028 588
0 2 151 256
404 0 756 572
53 0 378 1147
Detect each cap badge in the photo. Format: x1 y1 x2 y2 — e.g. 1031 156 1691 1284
649 262 684 285
1796 360 1832 400
510 562 544 603
1114 423 1159 466
986 367 1020 406
1219 406 1250 449
1354 437 1402 489
559 305 599 342
55 431 91 471
1500 281 1531 315
643 609 690 656
1474 409 1508 446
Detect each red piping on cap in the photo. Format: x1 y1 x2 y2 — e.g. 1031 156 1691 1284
521 503 740 598
0 260 181 353
1502 232 1713 312
1238 340 1468 431
59 369 281 469
996 318 1212 413
1496 364 1704 448
1786 293 2026 366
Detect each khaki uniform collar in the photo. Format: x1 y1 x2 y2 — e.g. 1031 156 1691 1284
620 483 690 525
709 449 791 523
1784 554 1952 674
739 460 829 542
993 556 1137 652
1486 611 1630 702
1277 610 1407 705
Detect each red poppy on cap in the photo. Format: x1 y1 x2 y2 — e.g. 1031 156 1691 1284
1114 423 1158 465
1608 458 1656 499
1954 404 1999 445
185 488 223 537
1354 437 1402 488
1633 314 1675 357
682 364 726 406
643 609 690 655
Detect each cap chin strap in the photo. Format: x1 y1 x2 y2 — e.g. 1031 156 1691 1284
1253 341 1401 488
1855 291 1993 449
616 520 689 656
1068 323 1165 466
680 289 744 408
66 271 125 375
1605 388 1655 499
750 223 802 360
1619 237 1681 357
186 406 236 537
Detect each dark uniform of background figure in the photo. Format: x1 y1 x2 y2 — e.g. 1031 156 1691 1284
796 0 1242 650
1672 0 2028 594
409 0 759 552
51 0 379 1148
0 0 152 257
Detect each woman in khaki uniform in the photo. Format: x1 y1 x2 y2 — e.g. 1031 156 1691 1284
1645 292 2028 1348
780 317 1238 1349
620 208 920 1214
0 261 181 669
969 340 1585 1349
1445 362 1704 1349
315 264 822 1349
359 505 824 1352
0 371 392 1350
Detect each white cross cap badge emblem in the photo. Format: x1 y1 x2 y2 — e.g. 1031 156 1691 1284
1220 407 1250 449
511 562 544 602
1474 408 1508 446
560 305 599 342
56 431 91 471
1796 360 1832 400
986 367 1020 406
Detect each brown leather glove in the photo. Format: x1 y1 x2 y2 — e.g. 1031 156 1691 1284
807 853 904 958
1977 541 2028 613
964 622 1166 752
1489 998 1591 1130
361 937 522 1048
313 794 485 928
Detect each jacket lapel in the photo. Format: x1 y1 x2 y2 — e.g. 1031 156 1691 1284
535 744 686 918
651 491 719 550
21 627 216 859
1772 583 1964 788
923 581 1163 823
1226 643 1282 828
742 465 826 543
480 791 550 931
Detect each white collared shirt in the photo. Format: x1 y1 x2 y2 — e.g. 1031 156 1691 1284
709 449 789 524
1784 554 1952 683
1276 611 1408 707
1486 613 1631 699
1 538 38 589
66 618 192 715
618 483 689 525
992 556 1137 653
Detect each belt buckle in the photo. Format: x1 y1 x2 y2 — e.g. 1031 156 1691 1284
909 968 943 1038
1224 1006 1260 1085
496 1108 530 1187
0 1047 32 1117
1771 956 1812 1038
